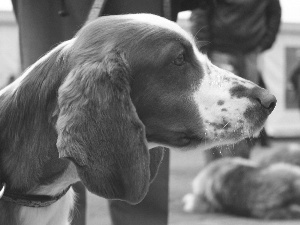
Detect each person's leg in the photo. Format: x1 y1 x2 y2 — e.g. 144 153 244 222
243 52 260 84
109 148 170 225
12 0 93 70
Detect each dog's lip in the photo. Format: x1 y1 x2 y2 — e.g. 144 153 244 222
147 133 203 148
123 191 148 204
177 135 204 147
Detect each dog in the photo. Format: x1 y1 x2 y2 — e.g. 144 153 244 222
257 143 300 167
183 145 300 220
0 14 276 225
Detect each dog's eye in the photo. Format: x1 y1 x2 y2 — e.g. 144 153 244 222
172 53 185 66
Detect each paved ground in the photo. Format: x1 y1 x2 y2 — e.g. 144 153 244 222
85 139 300 225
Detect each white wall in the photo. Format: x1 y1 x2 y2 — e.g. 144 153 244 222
0 11 20 87
260 23 300 137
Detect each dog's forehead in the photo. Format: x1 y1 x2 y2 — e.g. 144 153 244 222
126 14 194 42
125 14 208 62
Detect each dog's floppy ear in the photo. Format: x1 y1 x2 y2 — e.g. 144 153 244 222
56 52 164 204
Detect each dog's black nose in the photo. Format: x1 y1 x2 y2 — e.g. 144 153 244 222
251 87 277 113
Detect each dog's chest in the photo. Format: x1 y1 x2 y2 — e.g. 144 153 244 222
18 189 75 225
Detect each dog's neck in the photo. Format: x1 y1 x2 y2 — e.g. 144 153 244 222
0 44 78 225
0 44 76 195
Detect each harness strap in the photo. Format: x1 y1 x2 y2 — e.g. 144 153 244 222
85 0 108 25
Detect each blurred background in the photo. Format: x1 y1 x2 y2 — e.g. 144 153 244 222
1 1 300 225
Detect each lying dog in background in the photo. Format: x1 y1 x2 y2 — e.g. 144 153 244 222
257 143 300 167
0 14 276 225
183 144 300 219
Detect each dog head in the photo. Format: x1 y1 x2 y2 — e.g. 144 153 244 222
54 14 276 203
70 14 276 148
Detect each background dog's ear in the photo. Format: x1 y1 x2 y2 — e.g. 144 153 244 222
56 53 164 204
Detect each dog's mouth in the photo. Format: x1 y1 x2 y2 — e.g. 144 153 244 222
146 117 263 150
145 103 273 151
146 128 205 149
202 112 268 147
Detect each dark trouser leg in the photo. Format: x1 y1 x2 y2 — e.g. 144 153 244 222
72 182 87 225
109 148 170 225
11 0 93 70
257 128 270 147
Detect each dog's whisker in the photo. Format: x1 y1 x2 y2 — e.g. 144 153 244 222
223 122 230 129
193 26 208 40
228 147 233 156
204 132 207 146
